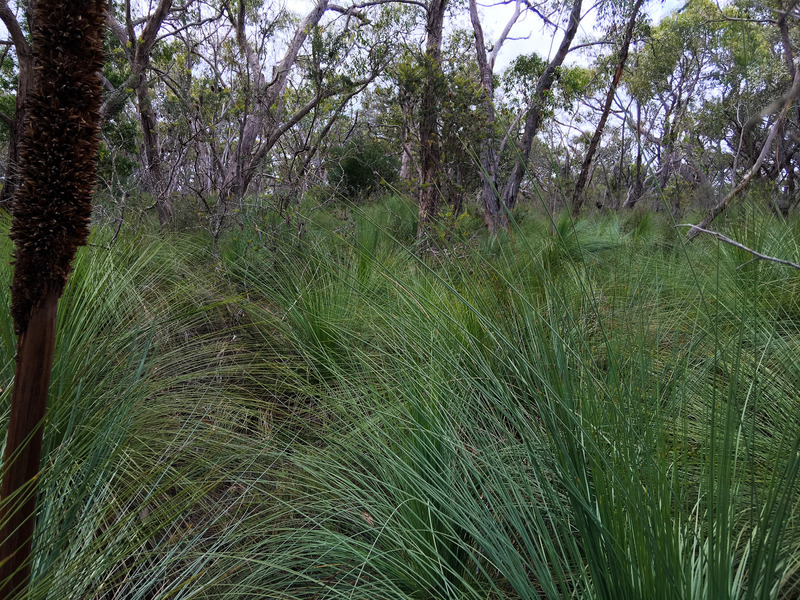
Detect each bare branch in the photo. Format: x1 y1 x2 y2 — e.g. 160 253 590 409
569 39 614 52
260 73 378 157
489 0 522 68
521 0 557 27
0 0 29 54
328 4 369 21
106 9 130 49
676 225 800 270
335 0 427 10
155 8 223 43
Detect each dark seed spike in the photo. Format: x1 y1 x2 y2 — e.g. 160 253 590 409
9 1 106 336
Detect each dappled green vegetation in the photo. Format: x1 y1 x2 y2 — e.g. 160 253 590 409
2 200 799 598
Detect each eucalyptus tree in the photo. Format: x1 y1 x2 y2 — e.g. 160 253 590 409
499 0 584 211
693 0 800 221
417 0 448 240
438 31 488 215
265 18 397 228
750 0 800 216
686 0 800 234
362 53 421 183
176 0 392 218
570 0 646 218
463 0 591 231
104 0 217 225
468 0 523 233
621 0 720 212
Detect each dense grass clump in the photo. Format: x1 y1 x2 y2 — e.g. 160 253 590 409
223 203 800 599
0 220 306 598
2 202 800 598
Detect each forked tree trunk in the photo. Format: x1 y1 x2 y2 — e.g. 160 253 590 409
220 0 331 205
570 0 643 219
0 2 104 597
500 0 582 211
469 0 521 234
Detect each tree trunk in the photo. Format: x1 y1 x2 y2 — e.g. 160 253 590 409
399 108 415 181
0 2 33 210
469 0 504 234
499 0 582 211
623 100 644 208
417 0 447 241
0 2 104 597
135 77 173 225
103 0 175 224
570 0 643 219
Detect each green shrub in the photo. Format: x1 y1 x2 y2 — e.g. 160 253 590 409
328 136 400 200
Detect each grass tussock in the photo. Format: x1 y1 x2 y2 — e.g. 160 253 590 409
2 201 800 598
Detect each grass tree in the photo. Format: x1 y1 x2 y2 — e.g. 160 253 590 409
0 1 104 597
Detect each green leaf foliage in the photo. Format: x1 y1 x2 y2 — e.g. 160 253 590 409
328 136 400 199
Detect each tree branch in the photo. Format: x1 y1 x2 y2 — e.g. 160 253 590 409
676 225 800 270
0 0 29 54
488 0 521 68
687 66 800 240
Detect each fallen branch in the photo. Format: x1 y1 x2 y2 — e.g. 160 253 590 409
676 224 800 271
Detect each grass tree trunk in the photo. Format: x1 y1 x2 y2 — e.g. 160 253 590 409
570 0 643 219
0 2 104 597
